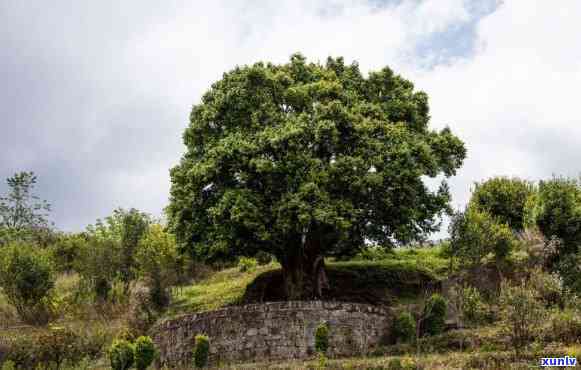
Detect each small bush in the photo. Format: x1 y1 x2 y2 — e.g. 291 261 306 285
109 339 135 370
499 280 546 355
134 336 156 370
254 251 273 265
422 294 447 336
456 286 488 326
0 243 55 325
529 267 564 307
393 312 416 343
314 322 329 354
237 257 257 273
36 327 84 369
193 334 209 368
548 309 581 343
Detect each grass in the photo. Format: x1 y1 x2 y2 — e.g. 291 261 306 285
167 262 279 317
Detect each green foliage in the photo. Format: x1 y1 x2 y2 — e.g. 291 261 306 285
136 224 178 308
316 352 327 369
558 252 581 295
423 294 447 336
134 336 156 370
0 171 52 246
499 280 546 355
315 322 330 354
167 54 466 298
454 285 487 326
75 237 121 301
0 242 55 325
354 245 394 261
109 339 135 370
238 257 257 273
50 233 85 273
449 207 516 267
254 251 273 265
533 177 581 263
119 208 150 290
529 267 564 307
470 177 534 231
393 312 416 343
193 334 210 368
548 309 581 343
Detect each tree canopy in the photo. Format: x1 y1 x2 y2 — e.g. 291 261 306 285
167 54 466 298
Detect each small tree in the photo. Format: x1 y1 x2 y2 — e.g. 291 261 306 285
0 242 55 325
533 177 581 265
134 336 156 370
314 322 330 354
193 334 210 368
470 177 534 231
109 339 135 370
422 294 447 336
75 237 121 301
499 280 546 356
449 207 516 272
0 171 52 245
136 224 178 309
393 312 416 343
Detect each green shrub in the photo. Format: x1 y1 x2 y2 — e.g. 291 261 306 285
109 339 134 370
0 242 55 325
136 224 178 309
254 251 273 265
499 280 546 355
529 267 564 307
422 294 447 336
237 257 257 273
456 286 487 326
470 177 534 231
1 360 15 370
558 252 581 295
393 312 416 343
50 233 85 273
193 334 209 368
4 336 36 369
314 322 329 354
134 336 156 370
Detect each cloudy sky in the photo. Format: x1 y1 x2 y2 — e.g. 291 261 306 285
1 0 580 235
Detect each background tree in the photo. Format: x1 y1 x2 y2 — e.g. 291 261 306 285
0 172 52 245
167 54 466 299
470 177 534 231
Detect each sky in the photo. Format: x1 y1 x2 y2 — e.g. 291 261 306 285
1 0 580 236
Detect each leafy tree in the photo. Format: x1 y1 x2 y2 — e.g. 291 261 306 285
532 177 581 263
136 224 178 308
75 237 121 301
422 293 447 336
167 54 466 299
0 242 55 325
448 207 516 268
470 177 534 231
0 172 52 245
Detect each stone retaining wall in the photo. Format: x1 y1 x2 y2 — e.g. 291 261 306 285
151 301 392 367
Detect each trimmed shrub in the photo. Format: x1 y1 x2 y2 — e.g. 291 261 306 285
393 312 416 343
193 334 209 368
422 294 447 336
314 322 329 354
134 336 156 370
109 339 134 370
237 257 257 273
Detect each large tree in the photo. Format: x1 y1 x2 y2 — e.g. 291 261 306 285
167 54 466 299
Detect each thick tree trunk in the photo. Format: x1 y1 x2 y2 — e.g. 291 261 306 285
280 232 329 300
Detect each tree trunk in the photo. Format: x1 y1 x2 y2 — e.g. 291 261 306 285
280 232 329 300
